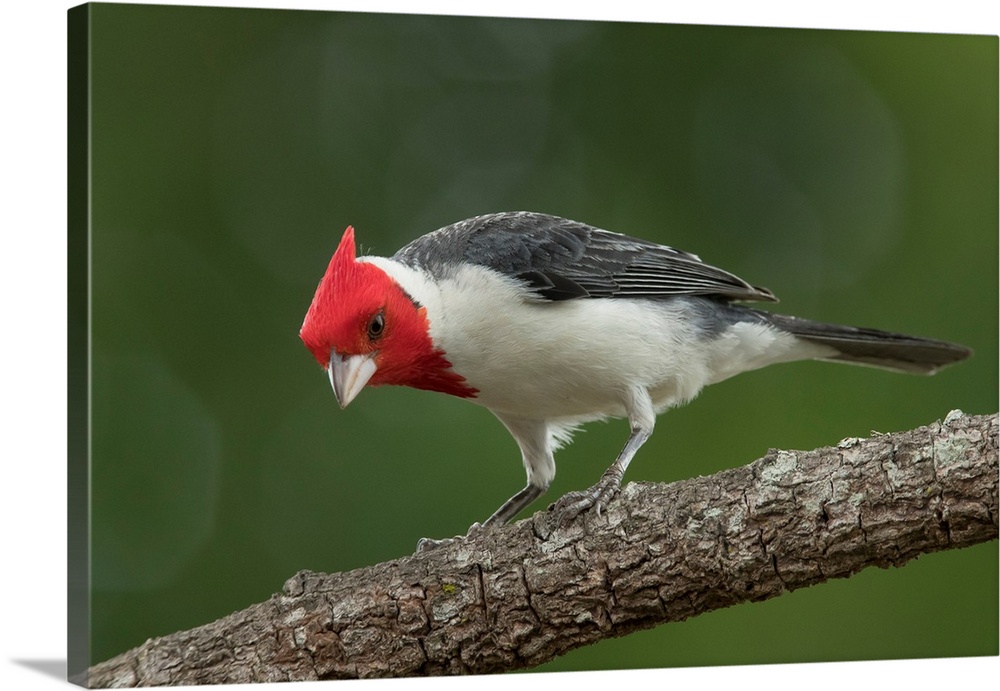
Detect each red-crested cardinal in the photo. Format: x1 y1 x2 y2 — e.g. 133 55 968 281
300 211 971 550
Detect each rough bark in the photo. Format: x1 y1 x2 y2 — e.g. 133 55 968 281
86 410 998 687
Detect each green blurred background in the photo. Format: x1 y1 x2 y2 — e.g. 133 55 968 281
83 3 997 671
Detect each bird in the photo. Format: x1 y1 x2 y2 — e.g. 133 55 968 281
299 211 971 550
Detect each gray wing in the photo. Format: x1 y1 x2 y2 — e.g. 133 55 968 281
393 211 777 303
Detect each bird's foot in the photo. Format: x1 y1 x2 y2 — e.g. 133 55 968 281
415 522 484 553
549 476 621 526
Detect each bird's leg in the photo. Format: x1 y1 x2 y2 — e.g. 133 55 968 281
483 482 547 526
415 416 553 553
552 386 654 525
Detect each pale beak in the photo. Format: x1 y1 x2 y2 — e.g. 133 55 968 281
328 351 378 409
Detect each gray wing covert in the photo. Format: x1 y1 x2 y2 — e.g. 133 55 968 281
393 211 777 303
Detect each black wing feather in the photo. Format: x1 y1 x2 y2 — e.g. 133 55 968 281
393 211 777 303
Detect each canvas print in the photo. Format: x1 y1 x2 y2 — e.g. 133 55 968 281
68 3 998 686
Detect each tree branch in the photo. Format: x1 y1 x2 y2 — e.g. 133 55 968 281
86 411 998 686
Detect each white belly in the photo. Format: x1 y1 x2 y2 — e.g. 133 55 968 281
368 259 826 424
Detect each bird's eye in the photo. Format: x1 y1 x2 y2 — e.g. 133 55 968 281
367 312 385 341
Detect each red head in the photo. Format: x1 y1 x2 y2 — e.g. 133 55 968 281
300 226 476 406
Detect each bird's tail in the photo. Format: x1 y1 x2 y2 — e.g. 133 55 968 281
758 311 972 375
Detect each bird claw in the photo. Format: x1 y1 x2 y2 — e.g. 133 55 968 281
549 480 621 527
415 522 484 553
